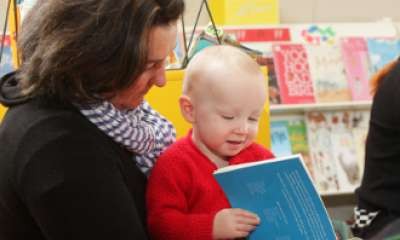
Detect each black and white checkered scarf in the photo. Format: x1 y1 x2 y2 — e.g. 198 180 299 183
78 100 176 175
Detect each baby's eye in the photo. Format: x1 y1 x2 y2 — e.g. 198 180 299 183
249 117 259 122
222 115 234 120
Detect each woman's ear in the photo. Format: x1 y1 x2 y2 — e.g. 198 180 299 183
179 95 195 123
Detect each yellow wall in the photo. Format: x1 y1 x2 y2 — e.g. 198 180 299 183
209 0 279 25
145 69 271 148
0 70 271 148
0 105 6 121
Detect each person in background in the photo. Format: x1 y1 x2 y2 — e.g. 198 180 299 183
146 45 275 240
0 0 184 239
352 59 400 238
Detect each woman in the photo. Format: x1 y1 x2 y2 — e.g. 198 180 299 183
0 0 184 239
353 59 400 238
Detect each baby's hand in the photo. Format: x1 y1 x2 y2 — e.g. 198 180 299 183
212 208 260 239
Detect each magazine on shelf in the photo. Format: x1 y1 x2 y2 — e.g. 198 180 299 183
213 154 336 240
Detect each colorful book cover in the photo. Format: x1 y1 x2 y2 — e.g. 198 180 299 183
273 43 315 104
328 111 361 192
340 37 372 101
270 120 292 157
213 154 336 240
287 118 314 180
256 55 281 104
0 35 15 77
351 110 370 179
306 44 352 103
305 111 339 193
367 38 400 74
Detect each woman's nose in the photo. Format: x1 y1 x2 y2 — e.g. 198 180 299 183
153 66 167 87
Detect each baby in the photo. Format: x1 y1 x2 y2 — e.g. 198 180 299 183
147 45 275 240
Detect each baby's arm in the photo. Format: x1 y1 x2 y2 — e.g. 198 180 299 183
147 154 215 240
128 101 176 174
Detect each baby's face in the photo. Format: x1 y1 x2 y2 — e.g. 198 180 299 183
191 73 266 162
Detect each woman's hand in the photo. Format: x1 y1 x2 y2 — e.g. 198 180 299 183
212 208 260 239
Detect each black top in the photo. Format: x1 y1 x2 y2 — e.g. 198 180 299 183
356 60 400 215
0 73 149 239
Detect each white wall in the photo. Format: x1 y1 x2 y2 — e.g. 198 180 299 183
0 0 8 34
2 0 400 35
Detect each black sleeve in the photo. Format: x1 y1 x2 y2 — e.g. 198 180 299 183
16 129 148 240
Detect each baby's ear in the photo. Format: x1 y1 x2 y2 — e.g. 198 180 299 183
179 95 195 123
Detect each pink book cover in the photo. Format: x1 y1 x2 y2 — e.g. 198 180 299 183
340 37 372 101
273 44 315 104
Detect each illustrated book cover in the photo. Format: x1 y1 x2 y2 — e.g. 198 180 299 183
272 43 316 104
213 154 336 240
340 37 372 101
328 111 361 192
0 35 15 77
270 120 292 157
306 44 352 103
305 111 339 193
366 37 400 74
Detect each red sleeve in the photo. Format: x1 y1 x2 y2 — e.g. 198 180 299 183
146 149 215 240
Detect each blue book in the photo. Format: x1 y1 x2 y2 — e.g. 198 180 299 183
270 120 292 157
367 38 400 73
213 154 336 240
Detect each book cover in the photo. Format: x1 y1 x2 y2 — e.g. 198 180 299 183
328 111 361 192
306 44 352 103
273 43 316 104
254 55 281 104
340 37 372 101
366 37 400 74
305 111 340 193
213 154 336 240
270 120 292 157
351 110 370 179
0 35 15 77
287 118 314 180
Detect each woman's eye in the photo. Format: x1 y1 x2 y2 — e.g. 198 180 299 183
145 63 156 70
249 117 259 122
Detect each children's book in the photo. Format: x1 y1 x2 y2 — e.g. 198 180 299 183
256 55 281 104
305 111 339 193
340 37 372 101
366 37 400 74
306 44 352 103
270 120 292 157
0 35 15 77
351 110 370 179
328 111 361 192
272 43 316 104
287 118 314 180
213 154 336 240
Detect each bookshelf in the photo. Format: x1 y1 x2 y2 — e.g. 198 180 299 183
270 101 372 114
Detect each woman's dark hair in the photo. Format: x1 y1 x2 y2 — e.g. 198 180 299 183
17 0 184 103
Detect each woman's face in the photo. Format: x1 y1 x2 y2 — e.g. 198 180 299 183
111 23 178 109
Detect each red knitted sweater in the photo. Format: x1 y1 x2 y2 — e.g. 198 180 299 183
146 132 274 240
